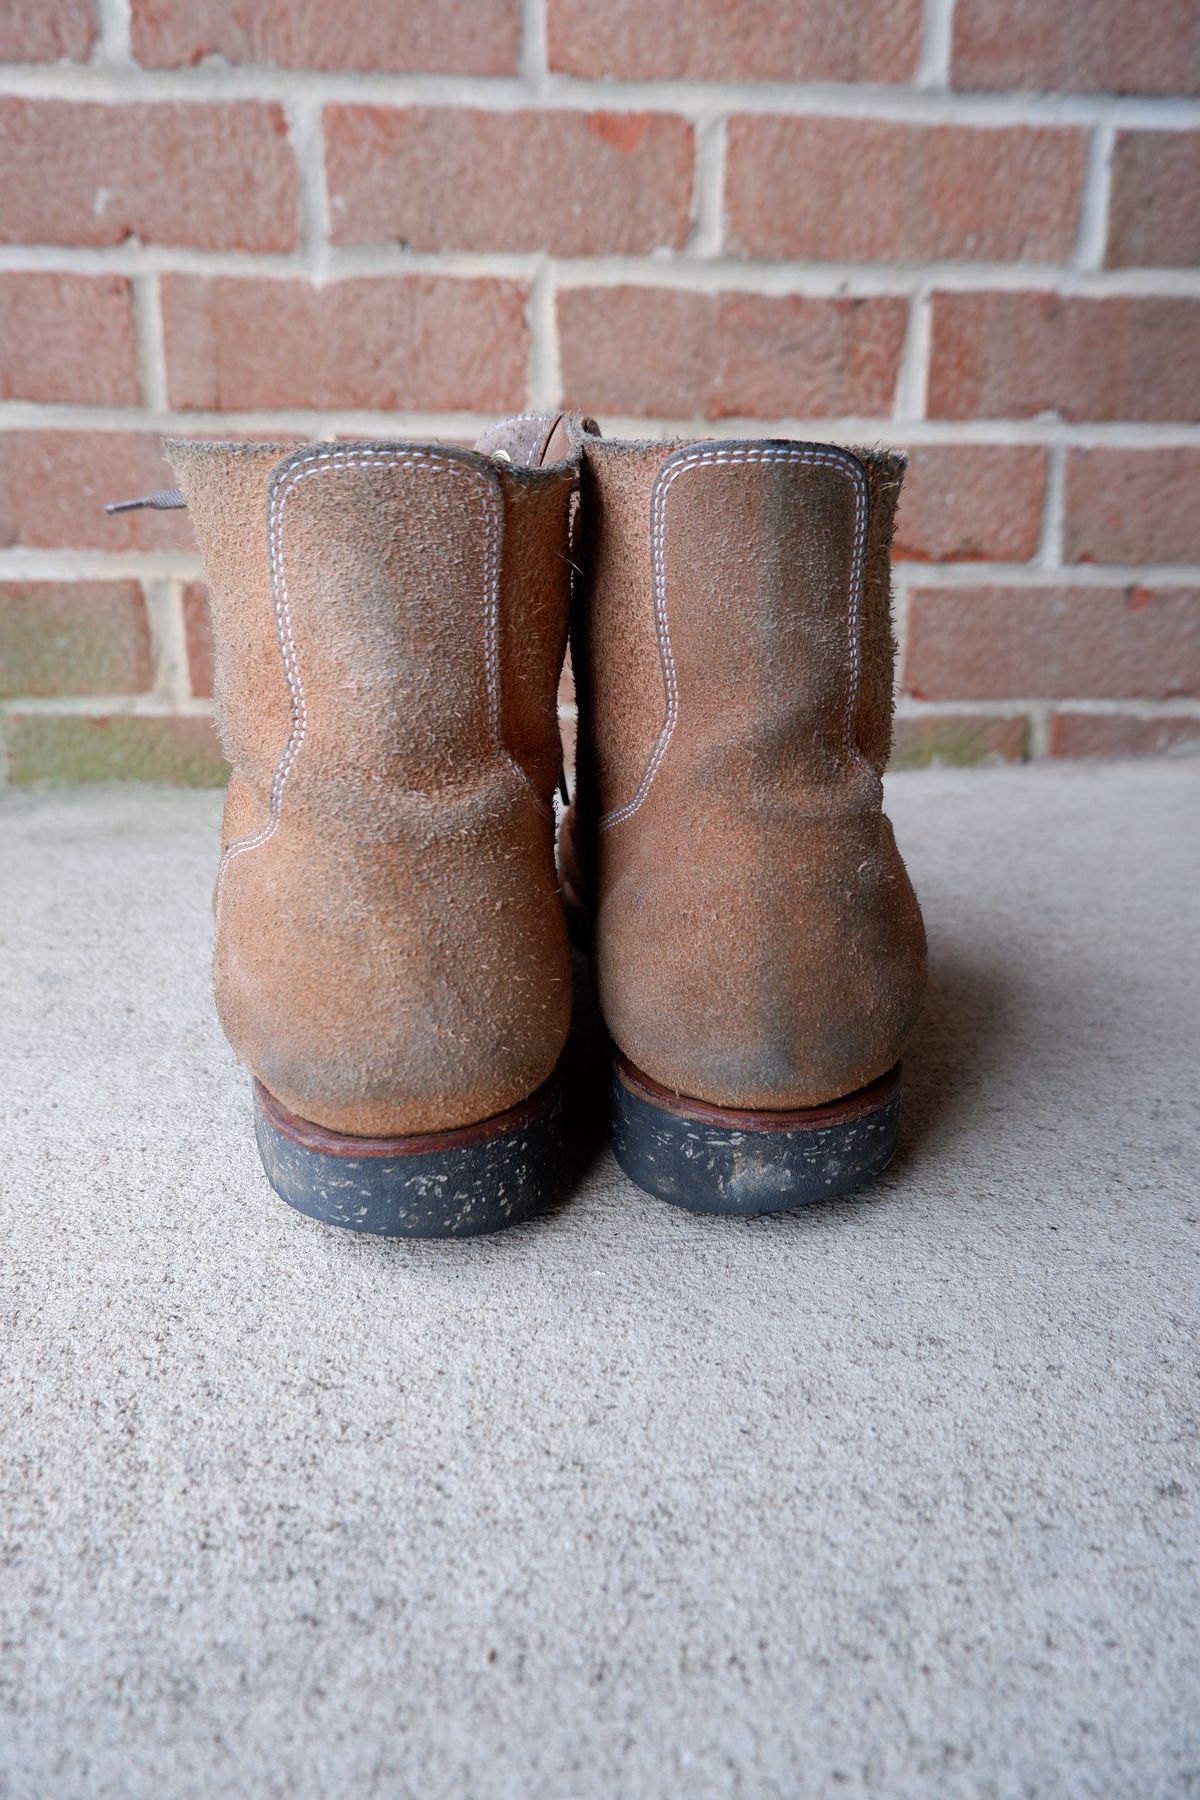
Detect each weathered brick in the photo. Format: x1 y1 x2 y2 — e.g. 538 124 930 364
1048 710 1200 757
3 712 227 785
1064 449 1200 566
1106 131 1200 268
547 0 921 81
952 0 1200 94
326 106 694 255
0 99 299 252
182 583 214 699
0 582 153 698
725 120 1086 262
131 0 520 73
890 712 1029 767
162 276 530 412
0 433 194 551
559 288 907 419
0 0 95 60
895 447 1047 563
928 294 1200 422
905 585 1200 700
0 273 139 406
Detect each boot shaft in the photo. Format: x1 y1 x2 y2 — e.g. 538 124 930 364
572 433 905 830
168 436 577 1140
170 439 572 815
569 426 925 1114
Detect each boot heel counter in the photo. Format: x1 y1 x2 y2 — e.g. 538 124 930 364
587 437 923 1112
183 441 572 1139
598 806 924 1111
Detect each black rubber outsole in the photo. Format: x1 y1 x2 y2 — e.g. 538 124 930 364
253 1075 565 1237
611 1057 902 1216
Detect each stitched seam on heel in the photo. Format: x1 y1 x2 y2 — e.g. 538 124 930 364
599 444 869 835
215 446 532 919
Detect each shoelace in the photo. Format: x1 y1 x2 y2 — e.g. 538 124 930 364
105 487 187 514
104 446 525 516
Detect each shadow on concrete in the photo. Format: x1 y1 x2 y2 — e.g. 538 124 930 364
896 946 1014 1166
557 942 614 1192
557 937 1023 1208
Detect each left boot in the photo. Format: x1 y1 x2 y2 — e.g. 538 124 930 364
115 421 578 1236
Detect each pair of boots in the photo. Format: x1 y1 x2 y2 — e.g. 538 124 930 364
160 413 926 1236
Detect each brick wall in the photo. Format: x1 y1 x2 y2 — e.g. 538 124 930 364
2 0 1199 782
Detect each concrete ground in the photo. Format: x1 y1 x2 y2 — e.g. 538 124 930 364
1 765 1197 1799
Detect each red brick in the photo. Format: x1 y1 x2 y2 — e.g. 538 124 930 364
905 585 1200 700
725 119 1085 262
2 712 227 784
1106 131 1200 268
0 431 298 552
559 288 907 419
0 100 299 252
1048 709 1200 757
0 0 95 60
952 0 1200 94
895 447 1047 563
162 276 529 412
0 433 195 552
326 106 694 256
928 293 1200 423
182 583 213 699
0 273 139 406
548 0 921 81
0 581 152 698
1064 449 1200 565
890 712 1029 766
131 0 520 73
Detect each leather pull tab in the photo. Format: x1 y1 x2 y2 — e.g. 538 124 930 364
541 416 575 465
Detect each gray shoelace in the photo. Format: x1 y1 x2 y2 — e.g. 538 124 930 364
105 487 186 514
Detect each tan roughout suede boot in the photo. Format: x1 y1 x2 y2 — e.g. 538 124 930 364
119 419 579 1236
557 418 927 1216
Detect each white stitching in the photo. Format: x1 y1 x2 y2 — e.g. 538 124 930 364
214 445 520 916
482 410 550 432
598 444 870 834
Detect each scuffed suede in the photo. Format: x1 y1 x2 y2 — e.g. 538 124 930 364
853 445 907 773
167 437 576 1137
570 426 926 1111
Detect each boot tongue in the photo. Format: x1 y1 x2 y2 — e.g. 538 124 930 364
473 412 566 468
473 411 599 468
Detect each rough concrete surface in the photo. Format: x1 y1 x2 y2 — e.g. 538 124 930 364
1 766 1197 1799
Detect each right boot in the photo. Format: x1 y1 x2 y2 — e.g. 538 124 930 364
563 422 928 1217
163 427 577 1236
